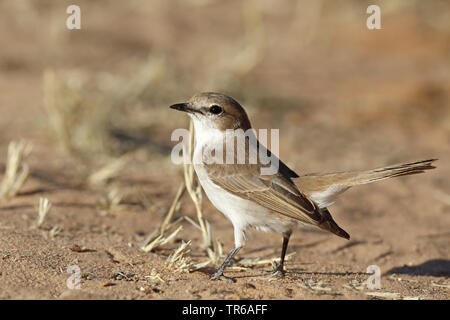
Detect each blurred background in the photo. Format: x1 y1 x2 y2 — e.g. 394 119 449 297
0 0 449 170
0 0 448 299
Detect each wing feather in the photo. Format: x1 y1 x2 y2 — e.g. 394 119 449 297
204 163 323 226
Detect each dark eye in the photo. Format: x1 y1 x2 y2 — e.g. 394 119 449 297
209 105 223 115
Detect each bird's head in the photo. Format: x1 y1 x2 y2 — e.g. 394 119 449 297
170 92 252 132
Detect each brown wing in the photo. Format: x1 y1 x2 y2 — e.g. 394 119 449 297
203 161 324 226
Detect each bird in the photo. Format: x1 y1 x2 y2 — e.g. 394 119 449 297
170 92 437 282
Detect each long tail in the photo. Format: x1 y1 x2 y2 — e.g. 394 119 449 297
296 159 437 208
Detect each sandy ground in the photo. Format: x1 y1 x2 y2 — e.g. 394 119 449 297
0 1 449 300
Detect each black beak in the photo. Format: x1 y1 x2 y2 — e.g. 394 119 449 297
169 103 189 112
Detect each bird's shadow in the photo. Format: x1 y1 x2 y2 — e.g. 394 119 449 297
196 266 369 280
285 269 368 277
198 260 450 281
386 259 450 277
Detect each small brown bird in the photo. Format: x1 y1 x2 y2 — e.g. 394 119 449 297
170 92 437 282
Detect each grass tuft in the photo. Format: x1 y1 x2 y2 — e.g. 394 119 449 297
0 141 32 200
165 240 211 273
31 197 52 229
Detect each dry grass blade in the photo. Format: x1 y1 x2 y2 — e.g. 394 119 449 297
43 70 71 153
235 252 296 269
216 239 224 257
99 187 127 210
141 225 184 253
31 197 52 229
365 292 401 299
431 282 450 289
165 240 194 273
88 155 130 187
107 187 125 208
165 241 211 273
145 269 165 284
0 141 32 200
140 183 186 253
161 184 186 231
402 296 422 300
159 225 184 246
48 225 62 239
184 216 201 230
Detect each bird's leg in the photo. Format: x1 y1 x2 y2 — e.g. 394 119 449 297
210 246 242 283
271 233 291 277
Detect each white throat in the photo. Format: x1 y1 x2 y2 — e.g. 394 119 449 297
190 116 224 149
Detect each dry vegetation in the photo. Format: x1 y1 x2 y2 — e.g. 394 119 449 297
0 0 449 300
31 197 52 229
0 141 32 200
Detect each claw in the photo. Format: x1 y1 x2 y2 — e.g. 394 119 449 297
210 273 236 283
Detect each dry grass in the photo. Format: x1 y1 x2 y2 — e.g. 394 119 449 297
165 240 194 272
141 224 184 253
165 241 211 273
145 269 165 285
40 1 271 160
233 252 296 270
0 141 32 200
41 51 230 268
98 187 127 211
135 120 223 268
43 55 168 157
88 155 130 187
31 197 52 229
140 184 186 253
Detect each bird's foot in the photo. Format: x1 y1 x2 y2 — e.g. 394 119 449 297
210 272 236 283
262 265 285 278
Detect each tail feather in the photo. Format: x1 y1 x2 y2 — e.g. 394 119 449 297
296 159 437 208
362 159 437 183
